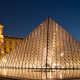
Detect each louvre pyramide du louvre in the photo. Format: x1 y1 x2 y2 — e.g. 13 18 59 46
0 17 80 69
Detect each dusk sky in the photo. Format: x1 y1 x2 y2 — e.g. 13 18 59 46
0 0 80 41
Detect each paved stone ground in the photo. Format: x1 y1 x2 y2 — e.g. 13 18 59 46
0 76 80 80
0 78 29 80
0 77 19 80
0 76 25 80
0 77 79 80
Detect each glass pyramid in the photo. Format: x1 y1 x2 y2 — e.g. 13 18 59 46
0 17 80 69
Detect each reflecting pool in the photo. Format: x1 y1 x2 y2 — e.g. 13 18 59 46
0 68 80 79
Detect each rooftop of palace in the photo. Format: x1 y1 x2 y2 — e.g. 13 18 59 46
4 35 24 40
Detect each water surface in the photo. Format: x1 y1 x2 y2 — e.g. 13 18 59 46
0 68 80 79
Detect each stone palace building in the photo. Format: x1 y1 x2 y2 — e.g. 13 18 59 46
0 23 23 59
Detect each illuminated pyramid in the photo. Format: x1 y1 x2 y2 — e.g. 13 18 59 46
0 17 80 69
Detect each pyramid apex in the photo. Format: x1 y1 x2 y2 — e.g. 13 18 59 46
46 16 53 20
47 16 51 19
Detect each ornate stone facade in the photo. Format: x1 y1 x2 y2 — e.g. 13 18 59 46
4 35 23 53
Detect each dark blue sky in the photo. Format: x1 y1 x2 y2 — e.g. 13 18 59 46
0 0 80 41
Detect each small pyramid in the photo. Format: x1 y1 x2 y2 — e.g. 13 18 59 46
0 17 80 69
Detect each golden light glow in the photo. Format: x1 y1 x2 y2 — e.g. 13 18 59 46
60 53 64 57
0 17 80 69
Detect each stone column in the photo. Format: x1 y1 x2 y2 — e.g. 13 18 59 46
0 24 4 53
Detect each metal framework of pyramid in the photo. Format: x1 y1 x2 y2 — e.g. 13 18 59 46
0 17 80 69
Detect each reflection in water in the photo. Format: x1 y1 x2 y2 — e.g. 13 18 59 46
0 68 80 79
60 71 62 79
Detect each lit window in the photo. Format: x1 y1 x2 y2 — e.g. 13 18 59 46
10 48 12 51
4 48 6 53
15 42 17 45
10 41 11 44
4 41 6 44
1 32 3 35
